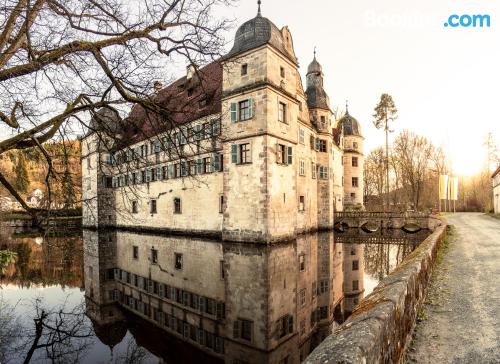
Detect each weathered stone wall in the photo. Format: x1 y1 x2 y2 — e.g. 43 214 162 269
304 217 446 364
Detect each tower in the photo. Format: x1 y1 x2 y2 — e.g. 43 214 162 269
305 54 335 227
81 108 120 227
338 107 364 209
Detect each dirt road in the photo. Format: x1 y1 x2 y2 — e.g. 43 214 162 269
407 213 500 364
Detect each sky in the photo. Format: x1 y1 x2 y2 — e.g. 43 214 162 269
217 0 500 176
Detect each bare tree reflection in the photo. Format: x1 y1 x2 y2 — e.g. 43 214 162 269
2 296 93 363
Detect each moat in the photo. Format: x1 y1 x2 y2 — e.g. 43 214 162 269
0 227 429 364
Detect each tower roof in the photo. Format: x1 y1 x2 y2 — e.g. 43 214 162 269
339 110 362 136
226 2 297 63
305 53 330 110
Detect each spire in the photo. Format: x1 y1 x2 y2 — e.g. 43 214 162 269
313 46 317 60
257 0 262 16
346 100 349 115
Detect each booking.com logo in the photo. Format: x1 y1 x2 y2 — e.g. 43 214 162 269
444 14 491 28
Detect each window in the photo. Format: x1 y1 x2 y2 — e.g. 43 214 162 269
299 160 305 176
319 166 328 179
175 253 183 270
231 99 254 122
133 246 139 260
86 157 91 170
234 319 253 341
300 289 306 307
317 139 327 152
320 116 326 128
311 162 316 179
150 200 157 214
351 248 356 256
319 279 329 294
231 143 252 164
220 261 225 280
299 128 305 144
353 142 358 149
352 177 359 187
241 64 248 76
278 102 287 123
280 66 285 78
174 198 182 214
299 196 305 212
352 157 358 167
278 315 293 338
239 100 252 121
312 281 317 298
352 260 359 271
351 192 356 199
352 280 359 291
277 144 286 164
203 157 212 173
151 248 158 264
299 254 305 271
219 195 225 214
300 320 306 336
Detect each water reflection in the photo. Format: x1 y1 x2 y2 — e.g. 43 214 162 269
0 228 427 363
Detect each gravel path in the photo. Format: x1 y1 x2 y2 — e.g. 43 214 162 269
406 213 500 364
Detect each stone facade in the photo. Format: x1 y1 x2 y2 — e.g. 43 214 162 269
80 10 364 243
492 166 500 214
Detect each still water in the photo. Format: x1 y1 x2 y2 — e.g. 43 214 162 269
0 227 428 364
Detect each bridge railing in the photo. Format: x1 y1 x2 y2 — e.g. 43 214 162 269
334 211 429 220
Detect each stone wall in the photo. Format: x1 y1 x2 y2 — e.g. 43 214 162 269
304 216 446 364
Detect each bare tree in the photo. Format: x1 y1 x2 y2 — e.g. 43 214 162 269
0 0 233 222
392 130 434 210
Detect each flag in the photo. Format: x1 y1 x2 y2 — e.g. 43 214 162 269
439 175 449 200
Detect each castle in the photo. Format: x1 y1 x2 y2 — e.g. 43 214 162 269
81 4 365 243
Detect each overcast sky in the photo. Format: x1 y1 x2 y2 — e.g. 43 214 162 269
219 0 500 175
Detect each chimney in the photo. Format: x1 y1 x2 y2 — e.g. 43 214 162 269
186 64 197 80
153 81 163 93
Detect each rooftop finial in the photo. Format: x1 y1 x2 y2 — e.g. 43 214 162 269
257 0 262 16
314 46 317 59
346 100 349 114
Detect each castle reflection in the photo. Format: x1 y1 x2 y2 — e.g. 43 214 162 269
83 229 423 363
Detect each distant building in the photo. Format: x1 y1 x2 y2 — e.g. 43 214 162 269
81 5 365 242
492 166 500 214
27 189 44 208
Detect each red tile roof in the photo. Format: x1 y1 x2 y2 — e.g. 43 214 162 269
119 61 222 148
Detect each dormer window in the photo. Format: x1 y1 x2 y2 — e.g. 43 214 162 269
241 64 248 76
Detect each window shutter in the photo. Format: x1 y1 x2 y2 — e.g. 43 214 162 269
231 145 238 164
287 146 293 165
310 135 314 150
233 320 241 338
230 102 238 122
168 165 174 179
276 142 280 164
249 98 255 118
213 154 221 171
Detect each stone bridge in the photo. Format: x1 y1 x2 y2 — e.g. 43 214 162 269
334 211 438 233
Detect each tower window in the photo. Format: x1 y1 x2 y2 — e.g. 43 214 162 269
299 196 305 211
175 253 183 270
239 100 252 120
352 157 358 167
174 198 182 214
352 177 359 187
150 200 157 214
352 280 359 291
299 254 305 271
132 201 138 214
278 102 287 123
151 248 158 264
241 64 248 76
352 260 359 271
353 142 358 149
133 246 139 260
280 66 285 78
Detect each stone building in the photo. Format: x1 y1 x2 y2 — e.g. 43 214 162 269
81 5 364 243
493 166 500 214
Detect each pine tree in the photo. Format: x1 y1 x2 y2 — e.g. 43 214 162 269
14 152 30 194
